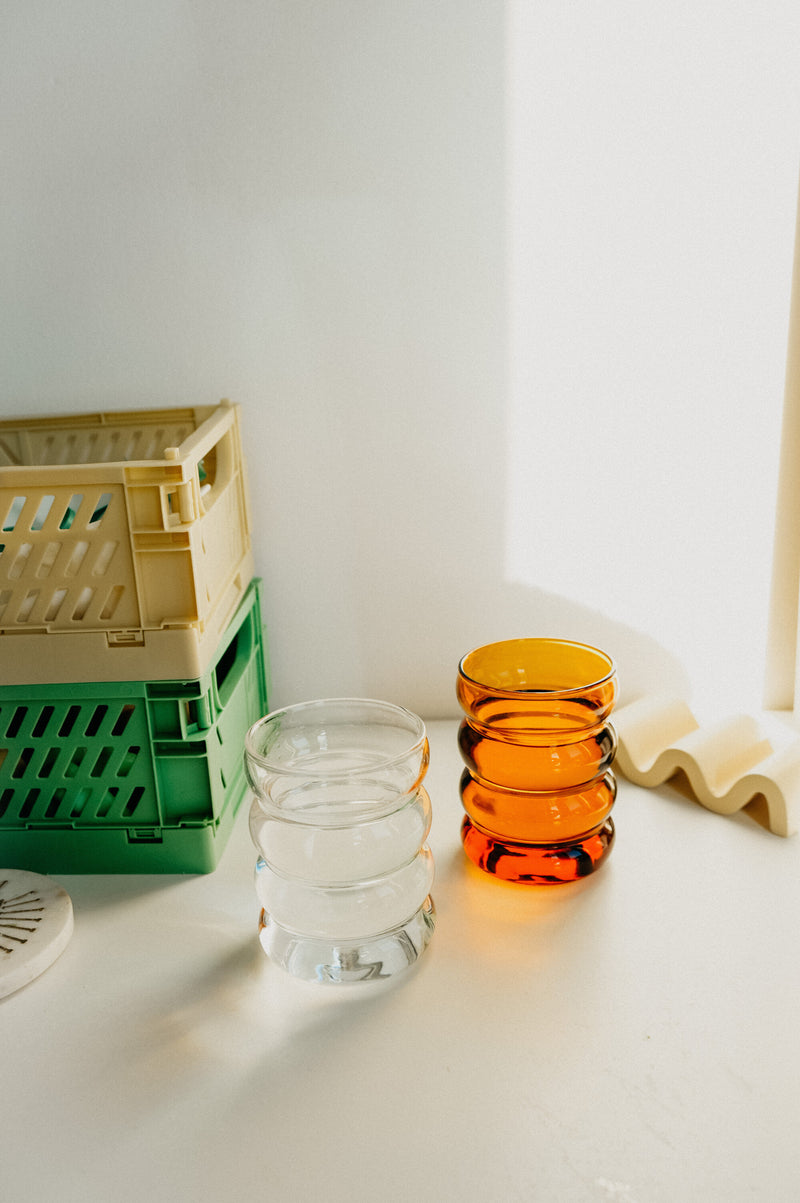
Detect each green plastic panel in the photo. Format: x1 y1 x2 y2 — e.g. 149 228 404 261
0 578 268 874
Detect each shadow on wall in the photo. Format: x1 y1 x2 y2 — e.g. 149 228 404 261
355 577 692 720
259 526 690 719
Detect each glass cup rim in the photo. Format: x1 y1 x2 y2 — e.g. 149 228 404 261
244 696 428 778
458 637 616 697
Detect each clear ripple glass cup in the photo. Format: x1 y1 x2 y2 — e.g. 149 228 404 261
457 638 618 884
244 698 435 983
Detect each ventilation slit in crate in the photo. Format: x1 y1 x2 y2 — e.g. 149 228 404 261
0 788 12 818
59 494 83 530
45 788 65 819
0 590 11 620
111 705 135 738
30 495 55 531
122 786 145 818
90 747 113 778
37 747 60 779
96 787 117 818
93 540 117 576
58 706 81 739
11 748 33 779
117 746 140 777
17 590 39 622
70 786 91 818
99 584 124 621
36 541 61 578
85 706 108 737
10 543 33 580
3 496 25 531
6 707 28 738
31 706 54 739
65 540 89 576
44 588 68 622
64 747 86 778
19 788 40 818
88 492 112 528
72 586 95 621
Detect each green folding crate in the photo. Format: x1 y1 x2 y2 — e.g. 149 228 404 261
0 578 268 873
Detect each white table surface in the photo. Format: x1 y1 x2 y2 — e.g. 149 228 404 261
2 718 799 1203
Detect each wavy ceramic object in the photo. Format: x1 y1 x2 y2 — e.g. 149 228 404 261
614 695 800 837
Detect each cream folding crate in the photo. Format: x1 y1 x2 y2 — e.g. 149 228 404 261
0 400 253 684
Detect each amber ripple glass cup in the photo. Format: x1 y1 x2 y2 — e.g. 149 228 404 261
457 638 618 884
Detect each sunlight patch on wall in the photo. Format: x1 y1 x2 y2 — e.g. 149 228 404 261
504 0 797 714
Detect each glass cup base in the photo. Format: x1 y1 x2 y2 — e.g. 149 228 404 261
257 895 436 984
461 816 615 884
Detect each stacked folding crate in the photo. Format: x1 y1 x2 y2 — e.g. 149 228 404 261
0 400 268 872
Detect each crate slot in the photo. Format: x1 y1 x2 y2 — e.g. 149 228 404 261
94 541 117 576
3 496 25 531
19 788 39 819
11 749 32 779
90 747 113 778
122 786 145 817
37 542 61 578
32 707 54 739
96 787 116 818
88 493 112 528
70 786 90 818
37 748 60 779
7 708 28 738
9 544 32 579
65 541 89 575
99 585 124 621
44 588 68 622
31 496 55 530
17 590 39 622
0 788 11 817
84 706 107 737
58 706 81 739
59 495 83 530
111 706 135 738
45 789 65 819
117 747 140 778
72 586 95 621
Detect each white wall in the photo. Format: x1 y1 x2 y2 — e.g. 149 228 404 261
2 2 798 719
507 1 800 721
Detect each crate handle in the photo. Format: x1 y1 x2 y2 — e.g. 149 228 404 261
164 414 237 521
213 606 255 708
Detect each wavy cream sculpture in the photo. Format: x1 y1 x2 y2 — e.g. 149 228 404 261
614 695 800 837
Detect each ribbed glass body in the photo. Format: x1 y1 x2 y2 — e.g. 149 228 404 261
457 639 618 884
245 698 435 983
